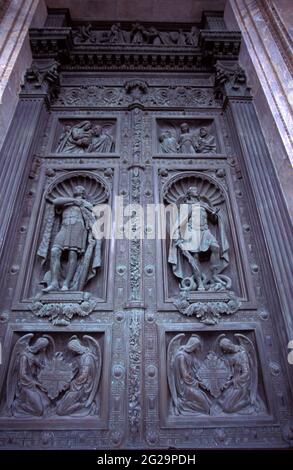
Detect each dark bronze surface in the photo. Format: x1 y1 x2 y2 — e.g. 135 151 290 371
0 9 292 449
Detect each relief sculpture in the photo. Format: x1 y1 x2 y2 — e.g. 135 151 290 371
168 186 230 292
56 121 115 153
167 333 265 417
167 334 211 415
163 174 241 323
5 334 102 418
159 123 216 154
73 23 199 47
37 173 109 294
38 185 101 292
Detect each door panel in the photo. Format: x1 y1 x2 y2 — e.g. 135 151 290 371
0 69 291 450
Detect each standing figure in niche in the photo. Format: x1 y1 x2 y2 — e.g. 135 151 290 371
159 130 178 153
7 334 50 417
56 336 101 416
195 127 217 154
88 125 114 153
168 334 211 415
168 186 230 291
38 185 102 292
177 122 196 153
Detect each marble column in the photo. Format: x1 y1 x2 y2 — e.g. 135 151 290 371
225 0 293 221
0 61 59 293
217 61 293 393
0 0 47 150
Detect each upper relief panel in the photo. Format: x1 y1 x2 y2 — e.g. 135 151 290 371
72 23 199 47
29 12 241 72
157 119 218 155
53 119 117 154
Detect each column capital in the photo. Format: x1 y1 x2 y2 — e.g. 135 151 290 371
214 60 252 101
20 59 60 104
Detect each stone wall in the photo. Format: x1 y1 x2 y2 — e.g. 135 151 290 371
224 0 293 220
0 0 47 150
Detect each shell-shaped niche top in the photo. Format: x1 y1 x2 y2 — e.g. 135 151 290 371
46 171 110 205
162 172 225 207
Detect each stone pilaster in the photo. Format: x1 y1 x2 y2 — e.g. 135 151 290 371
224 0 293 221
217 61 293 391
0 59 60 294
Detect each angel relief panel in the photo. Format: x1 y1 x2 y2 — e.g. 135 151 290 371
0 329 109 423
156 119 218 155
157 170 250 324
159 326 272 426
52 119 117 154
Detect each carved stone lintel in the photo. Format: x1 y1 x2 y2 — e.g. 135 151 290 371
30 293 96 325
173 291 241 325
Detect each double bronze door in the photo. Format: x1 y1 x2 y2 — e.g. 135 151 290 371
0 74 290 449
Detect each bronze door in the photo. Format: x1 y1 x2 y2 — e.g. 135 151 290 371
0 24 292 450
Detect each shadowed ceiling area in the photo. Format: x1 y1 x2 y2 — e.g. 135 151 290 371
46 0 226 22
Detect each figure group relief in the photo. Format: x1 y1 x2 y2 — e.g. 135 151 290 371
158 122 217 154
73 23 199 47
56 121 115 154
3 334 102 418
167 333 266 418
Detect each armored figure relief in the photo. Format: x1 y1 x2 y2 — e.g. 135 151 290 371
5 334 102 418
6 335 51 417
168 186 230 291
38 185 102 292
168 334 211 415
56 336 101 417
158 124 217 154
167 333 266 417
56 121 115 153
